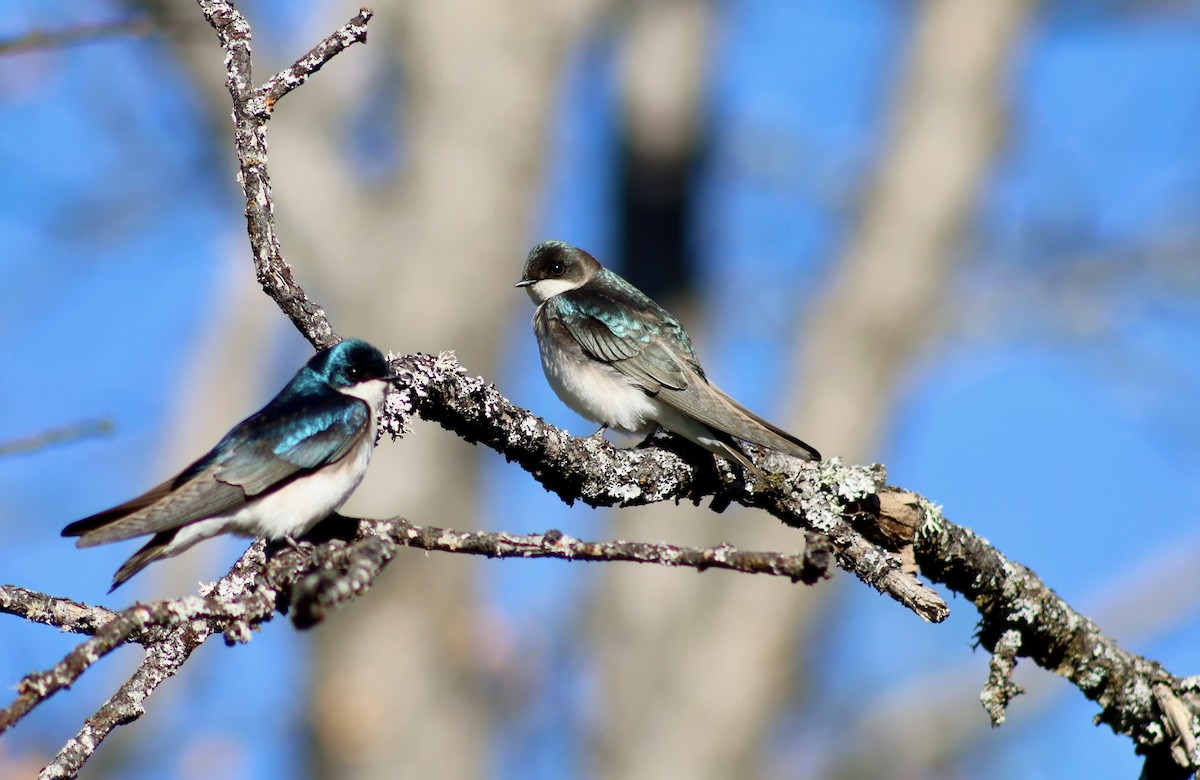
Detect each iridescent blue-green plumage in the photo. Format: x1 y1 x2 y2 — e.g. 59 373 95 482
185 383 370 497
543 267 705 393
63 338 393 589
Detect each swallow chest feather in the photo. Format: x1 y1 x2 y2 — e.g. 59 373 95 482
240 427 374 539
534 308 658 435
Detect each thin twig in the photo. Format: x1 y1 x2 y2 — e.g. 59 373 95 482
0 586 117 636
0 6 379 771
387 518 833 582
289 516 835 628
980 628 1023 726
0 598 215 735
258 8 374 107
0 512 831 748
39 635 202 780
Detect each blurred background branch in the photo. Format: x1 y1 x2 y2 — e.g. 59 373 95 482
0 19 159 56
0 419 113 460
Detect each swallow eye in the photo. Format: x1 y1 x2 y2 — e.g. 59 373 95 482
345 365 361 381
550 262 565 276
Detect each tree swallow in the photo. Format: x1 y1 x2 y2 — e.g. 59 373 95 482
63 338 395 590
516 240 820 477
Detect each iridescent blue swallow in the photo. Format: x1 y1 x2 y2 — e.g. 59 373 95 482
517 240 820 476
63 338 395 590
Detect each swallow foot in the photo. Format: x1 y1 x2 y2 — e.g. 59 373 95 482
282 535 316 555
587 423 610 441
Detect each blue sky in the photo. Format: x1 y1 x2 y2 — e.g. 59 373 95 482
3 1 1200 778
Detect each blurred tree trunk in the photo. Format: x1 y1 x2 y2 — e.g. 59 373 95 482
592 1 1034 779
139 1 610 778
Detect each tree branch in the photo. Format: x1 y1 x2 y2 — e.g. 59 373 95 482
258 8 374 107
0 511 836 734
371 355 1200 768
2 513 835 767
904 495 1200 768
39 635 202 780
288 516 837 629
0 586 118 636
380 351 948 621
35 546 275 778
194 0 372 348
150 0 1200 769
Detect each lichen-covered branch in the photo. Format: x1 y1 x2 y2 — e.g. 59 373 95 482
2 513 838 769
39 631 204 780
0 604 170 735
388 519 834 584
370 351 1200 768
380 352 947 622
185 0 1198 767
884 490 1200 772
195 0 372 347
0 585 118 636
0 518 834 640
190 0 945 625
291 516 836 629
258 8 374 107
35 545 274 778
980 628 1023 726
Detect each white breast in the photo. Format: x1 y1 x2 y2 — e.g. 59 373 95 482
235 425 375 539
535 310 659 435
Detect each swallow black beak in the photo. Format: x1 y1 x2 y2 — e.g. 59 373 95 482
515 278 534 288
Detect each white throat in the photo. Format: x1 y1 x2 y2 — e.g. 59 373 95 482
337 378 390 414
523 277 580 304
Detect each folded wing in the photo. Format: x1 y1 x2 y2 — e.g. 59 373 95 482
549 289 819 461
62 391 370 546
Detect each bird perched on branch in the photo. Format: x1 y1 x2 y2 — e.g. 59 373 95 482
517 240 819 477
63 338 395 590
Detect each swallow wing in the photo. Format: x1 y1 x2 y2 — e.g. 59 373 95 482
548 285 701 394
686 382 821 460
60 471 235 543
213 391 370 495
62 391 370 546
547 285 820 461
